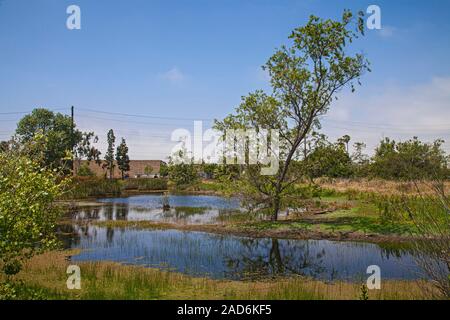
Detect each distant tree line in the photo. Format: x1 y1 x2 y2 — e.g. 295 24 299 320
301 134 448 180
198 134 449 182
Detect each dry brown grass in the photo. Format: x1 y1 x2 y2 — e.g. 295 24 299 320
317 178 450 196
7 250 439 300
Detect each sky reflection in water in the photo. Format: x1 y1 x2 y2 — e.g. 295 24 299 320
66 225 424 281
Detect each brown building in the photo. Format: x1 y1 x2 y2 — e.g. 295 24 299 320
75 160 165 178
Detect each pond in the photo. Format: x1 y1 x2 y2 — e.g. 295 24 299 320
63 224 425 281
70 194 241 224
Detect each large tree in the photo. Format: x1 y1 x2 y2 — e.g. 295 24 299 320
215 11 369 220
104 129 116 179
15 108 100 171
116 138 130 179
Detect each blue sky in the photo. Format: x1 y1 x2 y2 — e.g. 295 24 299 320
0 0 449 159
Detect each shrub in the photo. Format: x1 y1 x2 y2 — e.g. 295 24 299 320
403 183 450 298
77 164 95 177
65 177 122 198
123 178 168 191
0 150 67 277
370 137 448 180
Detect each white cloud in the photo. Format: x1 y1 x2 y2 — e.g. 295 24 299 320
160 67 185 83
321 77 450 154
378 25 396 38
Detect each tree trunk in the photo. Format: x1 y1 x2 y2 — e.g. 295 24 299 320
269 238 284 273
271 196 280 221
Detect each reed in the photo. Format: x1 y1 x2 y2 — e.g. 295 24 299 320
4 250 439 300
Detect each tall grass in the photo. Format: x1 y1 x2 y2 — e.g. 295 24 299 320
122 178 167 191
5 250 438 300
62 177 168 199
63 177 123 199
402 182 450 298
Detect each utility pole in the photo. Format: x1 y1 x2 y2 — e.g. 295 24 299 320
71 106 74 137
71 106 75 174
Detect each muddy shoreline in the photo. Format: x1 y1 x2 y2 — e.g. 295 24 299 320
58 218 413 245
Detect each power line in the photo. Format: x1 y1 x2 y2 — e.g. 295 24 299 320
323 123 450 135
1 106 448 135
321 117 450 130
77 107 215 122
75 114 214 128
0 107 68 115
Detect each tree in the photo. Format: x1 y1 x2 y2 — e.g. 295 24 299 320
169 162 198 188
215 11 369 220
159 162 169 177
116 138 130 179
104 129 116 179
168 149 198 188
0 134 67 279
371 137 448 180
201 162 218 179
337 134 351 153
74 132 102 175
351 141 370 177
304 141 353 179
0 141 9 153
352 142 368 164
15 108 100 171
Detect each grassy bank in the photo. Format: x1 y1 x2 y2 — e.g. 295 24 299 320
6 250 437 300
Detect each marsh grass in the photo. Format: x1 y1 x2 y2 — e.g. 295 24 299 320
122 178 168 191
4 250 438 300
317 178 450 197
62 177 168 199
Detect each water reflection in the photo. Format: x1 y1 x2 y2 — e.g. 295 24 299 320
69 195 241 224
223 238 328 280
66 225 424 281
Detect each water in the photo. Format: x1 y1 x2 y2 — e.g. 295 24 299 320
65 224 425 281
64 194 429 281
70 194 241 224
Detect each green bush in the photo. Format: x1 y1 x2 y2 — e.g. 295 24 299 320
65 177 123 198
123 178 168 191
0 280 53 300
370 137 448 180
304 144 354 179
0 149 66 277
63 177 169 199
77 164 94 177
